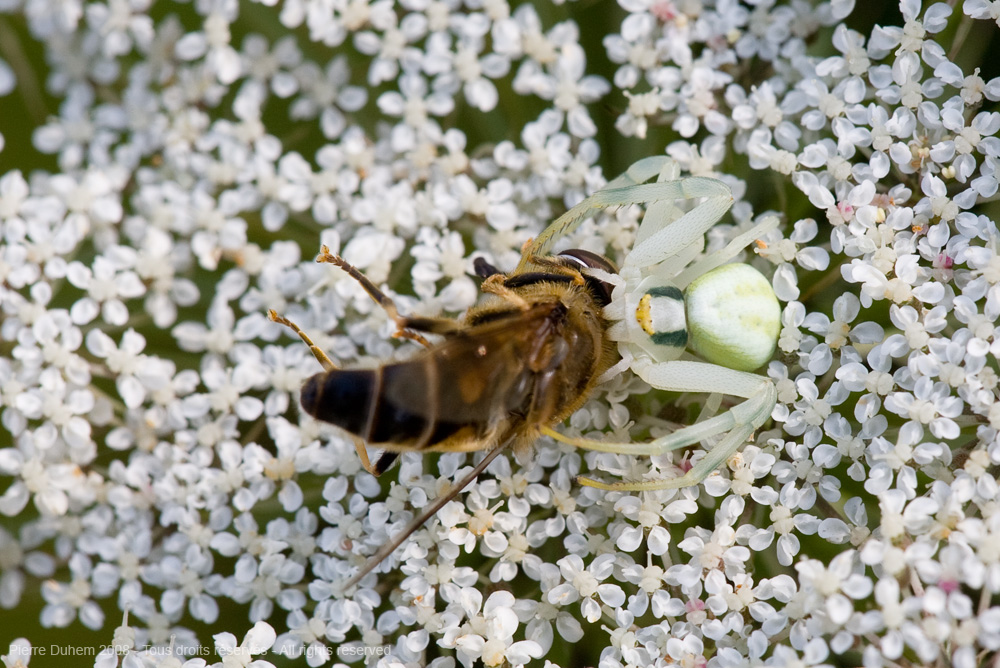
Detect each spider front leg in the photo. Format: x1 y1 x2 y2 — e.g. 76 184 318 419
546 360 776 492
618 175 734 271
517 158 734 272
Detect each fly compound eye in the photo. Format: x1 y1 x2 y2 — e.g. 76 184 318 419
558 249 618 306
557 248 618 273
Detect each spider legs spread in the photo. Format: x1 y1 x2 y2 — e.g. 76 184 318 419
546 360 776 492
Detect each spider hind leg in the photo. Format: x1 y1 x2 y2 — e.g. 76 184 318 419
547 361 776 492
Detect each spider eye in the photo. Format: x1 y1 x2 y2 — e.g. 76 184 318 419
558 249 618 306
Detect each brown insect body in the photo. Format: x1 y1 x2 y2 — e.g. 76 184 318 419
299 255 618 470
268 246 618 586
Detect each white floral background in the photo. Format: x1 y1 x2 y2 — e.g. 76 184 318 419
1 0 1000 666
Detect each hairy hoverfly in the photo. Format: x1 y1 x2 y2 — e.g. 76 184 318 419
268 244 617 586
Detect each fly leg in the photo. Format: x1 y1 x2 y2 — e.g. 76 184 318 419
267 308 395 476
316 245 463 347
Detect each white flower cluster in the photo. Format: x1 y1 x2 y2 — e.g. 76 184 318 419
1 0 999 666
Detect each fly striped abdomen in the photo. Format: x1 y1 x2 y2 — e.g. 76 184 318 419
300 359 474 450
296 300 601 453
300 368 375 436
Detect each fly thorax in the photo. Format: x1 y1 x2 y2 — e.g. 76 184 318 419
634 285 688 353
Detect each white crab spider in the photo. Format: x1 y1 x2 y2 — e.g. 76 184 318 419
520 156 780 492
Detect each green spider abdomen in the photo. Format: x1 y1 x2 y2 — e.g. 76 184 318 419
685 263 780 372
